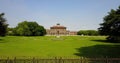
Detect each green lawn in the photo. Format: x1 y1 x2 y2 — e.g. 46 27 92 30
0 36 120 58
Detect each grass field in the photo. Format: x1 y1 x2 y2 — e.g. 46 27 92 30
0 36 120 58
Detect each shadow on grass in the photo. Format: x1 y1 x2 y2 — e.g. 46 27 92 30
91 39 120 43
0 39 3 40
91 40 109 43
0 39 6 43
74 45 120 58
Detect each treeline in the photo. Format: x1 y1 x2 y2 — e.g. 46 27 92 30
77 30 99 36
0 12 100 36
0 13 46 36
7 21 46 36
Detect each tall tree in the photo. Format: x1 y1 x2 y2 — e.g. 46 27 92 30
0 13 8 36
98 6 120 42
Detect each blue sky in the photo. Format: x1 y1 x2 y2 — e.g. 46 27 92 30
0 0 120 31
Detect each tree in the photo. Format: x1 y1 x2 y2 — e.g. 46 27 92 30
7 27 15 36
98 6 120 42
14 21 46 36
77 30 99 36
0 13 8 36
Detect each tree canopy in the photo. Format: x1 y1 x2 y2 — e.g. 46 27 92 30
98 6 120 42
13 21 46 36
0 13 8 36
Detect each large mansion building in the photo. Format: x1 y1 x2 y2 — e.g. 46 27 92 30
46 23 77 35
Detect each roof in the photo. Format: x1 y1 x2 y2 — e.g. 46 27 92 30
50 24 66 29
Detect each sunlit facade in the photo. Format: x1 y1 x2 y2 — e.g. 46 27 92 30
46 23 77 35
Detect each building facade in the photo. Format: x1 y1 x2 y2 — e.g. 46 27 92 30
46 23 77 35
